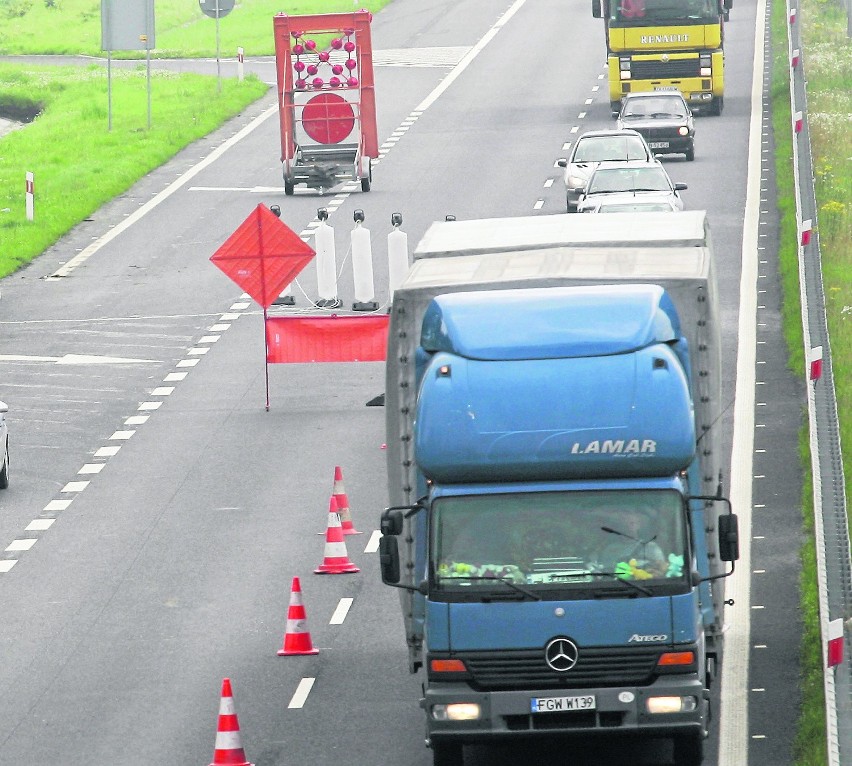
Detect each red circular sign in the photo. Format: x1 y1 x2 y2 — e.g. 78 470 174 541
301 93 356 145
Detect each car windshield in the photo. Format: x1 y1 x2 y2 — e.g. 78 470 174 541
587 166 672 194
599 202 676 212
431 489 689 596
610 0 719 23
621 97 687 119
572 135 649 162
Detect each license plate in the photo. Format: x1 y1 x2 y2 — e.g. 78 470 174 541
649 141 670 148
653 86 679 91
531 695 596 713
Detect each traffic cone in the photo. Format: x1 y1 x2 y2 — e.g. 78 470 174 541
333 465 362 535
277 576 320 656
208 678 254 766
315 496 360 574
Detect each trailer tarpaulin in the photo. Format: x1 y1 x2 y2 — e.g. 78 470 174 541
266 315 389 363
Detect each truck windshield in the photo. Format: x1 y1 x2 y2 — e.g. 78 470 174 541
610 0 719 24
432 490 688 593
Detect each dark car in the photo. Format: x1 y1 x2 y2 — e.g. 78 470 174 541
616 92 696 161
576 160 687 212
556 129 654 212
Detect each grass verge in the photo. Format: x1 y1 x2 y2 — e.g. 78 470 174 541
775 0 851 762
0 64 268 277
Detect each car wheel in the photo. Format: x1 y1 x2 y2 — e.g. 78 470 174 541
284 177 295 196
0 438 8 489
685 141 695 161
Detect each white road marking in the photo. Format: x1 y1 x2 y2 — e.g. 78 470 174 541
177 359 200 367
125 416 148 425
61 481 89 492
95 446 121 457
330 598 354 625
0 354 158 365
110 430 136 440
288 677 316 709
164 373 187 382
717 0 766 758
0 561 17 573
78 464 104 475
415 0 527 112
26 520 55 531
6 539 37 552
138 402 162 411
47 102 279 278
365 530 381 553
151 387 175 396
45 499 72 511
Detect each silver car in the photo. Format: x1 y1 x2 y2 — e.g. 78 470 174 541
556 129 654 212
0 401 8 489
575 160 687 213
580 193 681 213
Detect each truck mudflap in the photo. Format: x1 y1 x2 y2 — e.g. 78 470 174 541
423 676 708 744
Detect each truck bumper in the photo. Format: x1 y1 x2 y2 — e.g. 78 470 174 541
423 677 707 746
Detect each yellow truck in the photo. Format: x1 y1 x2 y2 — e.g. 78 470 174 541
593 0 730 116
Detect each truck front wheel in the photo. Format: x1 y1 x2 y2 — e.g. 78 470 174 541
431 741 464 766
673 733 705 766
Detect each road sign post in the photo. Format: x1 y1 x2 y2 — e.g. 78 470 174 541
199 0 235 93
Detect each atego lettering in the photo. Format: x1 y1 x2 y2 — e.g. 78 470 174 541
570 439 657 455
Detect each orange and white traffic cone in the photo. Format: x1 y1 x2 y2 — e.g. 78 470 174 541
315 496 360 574
333 465 362 535
277 576 320 656
208 678 254 766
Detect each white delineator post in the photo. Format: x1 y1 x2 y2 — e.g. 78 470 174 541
25 171 34 221
351 211 377 311
237 47 244 82
314 210 340 308
387 213 409 304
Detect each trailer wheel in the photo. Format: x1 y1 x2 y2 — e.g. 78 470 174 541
361 159 372 192
284 177 295 196
431 742 464 766
673 733 705 766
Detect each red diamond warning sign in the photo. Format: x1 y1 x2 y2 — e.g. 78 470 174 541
210 204 315 309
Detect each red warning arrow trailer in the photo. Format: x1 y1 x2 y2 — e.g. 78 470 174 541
273 10 378 195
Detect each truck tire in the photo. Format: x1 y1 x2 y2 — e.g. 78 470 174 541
709 97 724 116
673 733 705 766
432 742 464 766
284 177 295 196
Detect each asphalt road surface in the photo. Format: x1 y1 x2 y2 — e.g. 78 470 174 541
0 0 803 763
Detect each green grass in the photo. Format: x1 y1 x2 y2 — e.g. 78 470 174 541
0 0 382 57
776 0 852 762
0 64 269 276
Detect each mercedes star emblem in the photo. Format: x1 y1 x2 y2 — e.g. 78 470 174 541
544 637 579 672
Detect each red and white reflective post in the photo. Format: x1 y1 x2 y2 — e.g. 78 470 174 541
25 171 34 221
809 345 823 382
828 618 844 668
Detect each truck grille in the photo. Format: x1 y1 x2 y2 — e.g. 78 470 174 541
462 646 661 691
630 59 700 80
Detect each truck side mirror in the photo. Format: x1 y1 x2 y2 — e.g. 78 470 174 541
675 182 688 191
557 158 568 168
379 535 401 584
381 508 404 536
723 0 733 9
591 0 603 18
718 513 739 562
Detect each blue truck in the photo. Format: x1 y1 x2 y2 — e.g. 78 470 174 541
379 211 739 766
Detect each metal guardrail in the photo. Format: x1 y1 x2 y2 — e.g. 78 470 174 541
785 2 852 763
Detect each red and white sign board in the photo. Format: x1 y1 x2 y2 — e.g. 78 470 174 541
209 204 315 309
266 315 389 363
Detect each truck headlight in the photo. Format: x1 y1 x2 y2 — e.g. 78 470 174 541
646 696 698 714
432 703 482 721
